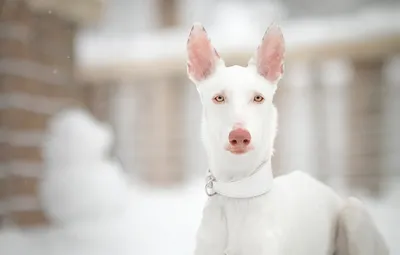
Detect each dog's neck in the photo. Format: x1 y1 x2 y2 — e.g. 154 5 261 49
203 130 274 198
205 146 272 183
206 159 273 198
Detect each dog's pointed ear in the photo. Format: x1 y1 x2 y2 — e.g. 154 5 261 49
187 23 222 83
250 24 285 83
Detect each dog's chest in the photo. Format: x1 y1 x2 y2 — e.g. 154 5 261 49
222 196 283 254
212 172 340 255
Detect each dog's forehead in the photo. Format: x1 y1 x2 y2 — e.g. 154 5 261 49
198 65 276 97
218 65 259 89
207 66 269 93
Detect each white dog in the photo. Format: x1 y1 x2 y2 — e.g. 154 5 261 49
186 23 388 255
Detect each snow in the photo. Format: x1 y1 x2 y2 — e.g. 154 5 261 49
76 4 400 67
0 108 205 255
39 108 130 224
0 182 205 255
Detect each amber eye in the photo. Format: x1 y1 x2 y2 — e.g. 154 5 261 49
253 95 265 103
213 95 225 103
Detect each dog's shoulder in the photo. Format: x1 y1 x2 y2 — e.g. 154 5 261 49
262 171 343 254
272 170 343 207
274 170 324 188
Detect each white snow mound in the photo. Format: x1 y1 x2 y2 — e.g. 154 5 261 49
39 108 130 224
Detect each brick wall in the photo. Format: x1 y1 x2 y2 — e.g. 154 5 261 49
0 0 97 228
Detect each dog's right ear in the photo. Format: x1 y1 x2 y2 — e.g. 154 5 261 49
187 23 222 83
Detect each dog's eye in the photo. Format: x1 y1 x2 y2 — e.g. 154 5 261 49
253 95 264 103
213 95 225 103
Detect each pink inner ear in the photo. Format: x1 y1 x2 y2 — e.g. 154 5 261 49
187 26 219 81
257 26 285 82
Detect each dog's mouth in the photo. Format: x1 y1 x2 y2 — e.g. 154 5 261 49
225 145 254 155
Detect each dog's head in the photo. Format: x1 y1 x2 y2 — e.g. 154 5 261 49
187 23 285 174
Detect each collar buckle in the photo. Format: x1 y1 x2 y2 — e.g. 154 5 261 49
205 174 217 196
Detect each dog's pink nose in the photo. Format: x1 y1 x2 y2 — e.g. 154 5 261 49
229 128 251 147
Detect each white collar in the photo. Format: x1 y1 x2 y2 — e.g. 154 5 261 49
205 160 274 198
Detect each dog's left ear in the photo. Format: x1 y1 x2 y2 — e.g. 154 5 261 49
250 24 285 83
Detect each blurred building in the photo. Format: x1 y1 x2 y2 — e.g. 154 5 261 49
76 0 400 189
0 0 104 227
0 0 399 229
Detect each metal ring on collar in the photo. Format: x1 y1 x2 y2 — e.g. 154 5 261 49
205 175 217 196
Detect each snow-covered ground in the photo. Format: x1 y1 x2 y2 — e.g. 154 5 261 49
0 181 206 255
0 108 398 254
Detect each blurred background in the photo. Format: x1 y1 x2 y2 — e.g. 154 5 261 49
0 0 399 254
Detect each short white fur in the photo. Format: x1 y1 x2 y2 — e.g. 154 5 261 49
187 22 389 255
